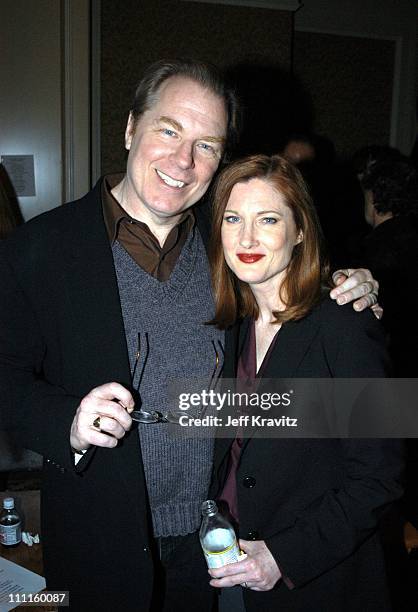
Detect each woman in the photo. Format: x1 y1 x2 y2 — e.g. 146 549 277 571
207 155 403 611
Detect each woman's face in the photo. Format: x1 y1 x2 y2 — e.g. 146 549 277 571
221 178 302 292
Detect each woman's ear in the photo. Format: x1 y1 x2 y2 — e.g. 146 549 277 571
295 229 303 245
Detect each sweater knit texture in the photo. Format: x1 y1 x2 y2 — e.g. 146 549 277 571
113 227 224 537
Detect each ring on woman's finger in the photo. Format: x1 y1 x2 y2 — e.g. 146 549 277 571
92 416 101 431
241 582 248 588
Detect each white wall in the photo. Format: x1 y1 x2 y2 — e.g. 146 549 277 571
1 0 63 221
63 0 91 203
0 0 90 221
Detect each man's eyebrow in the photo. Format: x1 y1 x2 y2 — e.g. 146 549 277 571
157 116 226 145
202 135 226 145
157 116 183 132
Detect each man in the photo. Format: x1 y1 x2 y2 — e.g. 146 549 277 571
0 59 378 611
361 156 418 376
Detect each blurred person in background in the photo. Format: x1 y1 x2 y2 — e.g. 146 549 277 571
360 156 418 377
359 155 418 612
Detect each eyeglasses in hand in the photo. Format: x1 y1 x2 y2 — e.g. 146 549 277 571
130 334 223 424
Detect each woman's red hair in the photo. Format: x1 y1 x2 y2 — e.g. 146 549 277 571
209 154 329 328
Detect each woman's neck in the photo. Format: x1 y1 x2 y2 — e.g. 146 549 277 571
251 280 284 372
251 279 285 325
253 314 281 374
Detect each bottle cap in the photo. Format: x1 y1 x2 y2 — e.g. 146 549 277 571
3 497 14 510
201 499 217 516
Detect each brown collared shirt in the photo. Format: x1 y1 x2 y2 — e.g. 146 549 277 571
102 174 195 281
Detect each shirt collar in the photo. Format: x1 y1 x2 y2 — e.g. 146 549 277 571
101 173 195 244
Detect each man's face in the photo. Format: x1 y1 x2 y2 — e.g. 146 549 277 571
123 76 228 225
283 140 316 164
363 189 375 226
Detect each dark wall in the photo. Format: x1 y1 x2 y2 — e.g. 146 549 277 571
294 31 395 159
100 0 293 173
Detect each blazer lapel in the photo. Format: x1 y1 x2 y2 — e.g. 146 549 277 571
62 184 146 521
260 313 321 379
241 312 321 448
63 187 130 385
224 314 320 380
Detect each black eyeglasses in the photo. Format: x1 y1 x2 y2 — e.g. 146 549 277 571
129 332 161 423
130 333 224 424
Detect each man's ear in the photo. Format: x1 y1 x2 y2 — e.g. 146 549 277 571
125 112 135 151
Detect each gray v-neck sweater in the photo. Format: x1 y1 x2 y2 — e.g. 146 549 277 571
113 227 224 536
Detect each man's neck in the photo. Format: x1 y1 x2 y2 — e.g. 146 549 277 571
111 177 183 247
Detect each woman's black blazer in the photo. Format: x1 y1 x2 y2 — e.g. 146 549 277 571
211 297 403 612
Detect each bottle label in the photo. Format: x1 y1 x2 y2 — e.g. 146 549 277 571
203 540 241 568
0 523 22 545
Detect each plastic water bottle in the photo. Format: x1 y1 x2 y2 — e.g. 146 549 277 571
200 499 240 568
0 497 22 547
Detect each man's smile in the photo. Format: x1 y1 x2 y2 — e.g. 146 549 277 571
156 169 186 188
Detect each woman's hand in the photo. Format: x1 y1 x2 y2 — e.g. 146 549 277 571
209 539 282 591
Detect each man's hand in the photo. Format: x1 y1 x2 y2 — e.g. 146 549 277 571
330 268 381 316
209 539 281 592
70 382 135 452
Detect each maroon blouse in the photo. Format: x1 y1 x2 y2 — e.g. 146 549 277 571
217 319 281 524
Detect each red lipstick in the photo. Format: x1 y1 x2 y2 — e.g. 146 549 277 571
237 253 265 263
